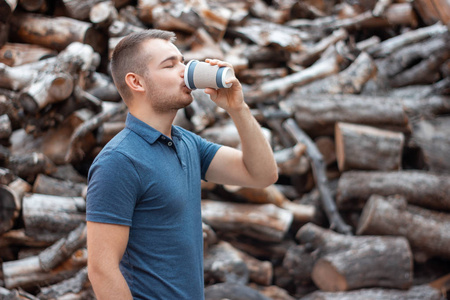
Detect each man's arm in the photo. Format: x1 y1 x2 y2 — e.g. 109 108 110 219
87 221 133 300
204 59 278 188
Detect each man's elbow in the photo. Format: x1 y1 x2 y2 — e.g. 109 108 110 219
256 169 279 188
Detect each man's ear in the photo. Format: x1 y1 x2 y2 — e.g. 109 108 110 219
125 73 145 93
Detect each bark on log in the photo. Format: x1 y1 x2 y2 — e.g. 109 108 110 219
230 18 311 51
89 1 118 29
357 194 450 261
0 62 38 91
311 236 412 291
38 223 86 271
300 284 443 300
2 248 87 289
205 282 272 300
201 200 293 242
96 121 125 146
294 51 377 95
10 12 106 53
279 94 410 137
283 245 315 285
18 72 74 113
366 22 448 58
249 284 296 300
290 28 348 67
0 184 20 235
0 286 38 300
204 241 250 285
0 43 56 67
273 143 310 176
22 193 86 242
246 52 341 101
283 119 352 235
37 267 90 300
289 223 413 290
18 0 47 12
335 122 404 171
0 229 51 249
336 170 450 211
223 184 316 223
412 116 450 174
7 152 56 181
65 101 127 163
85 71 121 102
0 0 17 20
61 0 106 21
0 113 11 139
32 174 86 197
238 250 273 286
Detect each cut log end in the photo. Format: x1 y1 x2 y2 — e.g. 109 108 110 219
311 259 348 292
356 194 377 235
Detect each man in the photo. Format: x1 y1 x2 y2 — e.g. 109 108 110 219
86 29 278 300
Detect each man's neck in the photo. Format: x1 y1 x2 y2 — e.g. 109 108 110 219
129 107 177 138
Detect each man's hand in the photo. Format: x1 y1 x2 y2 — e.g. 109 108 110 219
203 59 245 113
203 59 279 189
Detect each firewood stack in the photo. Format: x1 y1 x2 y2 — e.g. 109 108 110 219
0 0 450 299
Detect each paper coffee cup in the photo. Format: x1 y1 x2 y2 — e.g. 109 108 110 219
184 60 233 90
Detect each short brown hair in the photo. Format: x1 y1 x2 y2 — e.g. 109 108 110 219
110 29 176 102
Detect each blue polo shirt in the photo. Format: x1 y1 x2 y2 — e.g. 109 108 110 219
86 113 221 300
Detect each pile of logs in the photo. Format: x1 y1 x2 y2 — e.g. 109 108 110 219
1 0 450 299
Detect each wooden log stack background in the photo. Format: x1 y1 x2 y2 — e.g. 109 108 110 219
1 0 450 299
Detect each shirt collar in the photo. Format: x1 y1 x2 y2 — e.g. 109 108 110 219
125 112 183 144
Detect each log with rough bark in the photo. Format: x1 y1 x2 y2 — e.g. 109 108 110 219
368 22 448 57
65 101 127 163
412 116 450 174
283 244 315 285
287 223 413 291
335 122 404 171
2 223 86 289
32 174 86 197
205 282 273 300
204 241 250 285
273 143 309 176
7 152 56 181
300 284 443 300
293 51 377 95
336 170 450 211
22 193 86 242
311 236 412 291
0 184 20 235
10 12 106 53
0 0 17 20
201 200 293 242
246 51 342 101
223 184 316 223
283 118 352 235
279 94 410 137
0 62 39 91
37 267 93 300
0 43 56 67
357 194 450 262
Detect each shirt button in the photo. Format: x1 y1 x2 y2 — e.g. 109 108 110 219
168 141 173 147
161 136 166 140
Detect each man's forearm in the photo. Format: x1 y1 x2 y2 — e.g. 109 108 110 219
89 267 133 300
227 103 278 186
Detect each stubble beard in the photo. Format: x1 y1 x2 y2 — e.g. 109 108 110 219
146 82 193 114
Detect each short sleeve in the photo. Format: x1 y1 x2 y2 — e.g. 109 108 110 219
86 150 140 226
194 134 221 181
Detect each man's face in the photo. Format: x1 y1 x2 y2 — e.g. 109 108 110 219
141 39 193 113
